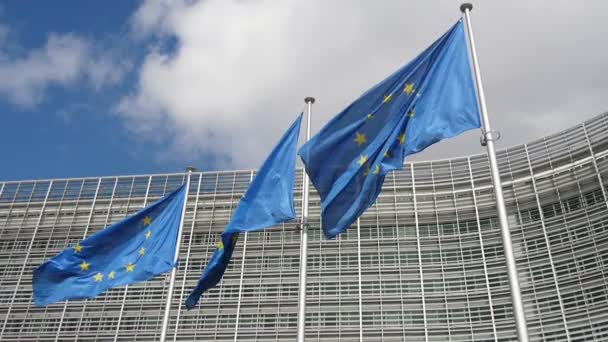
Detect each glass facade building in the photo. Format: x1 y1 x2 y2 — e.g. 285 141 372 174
1 112 608 341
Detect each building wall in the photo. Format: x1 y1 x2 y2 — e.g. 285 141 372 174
1 113 608 341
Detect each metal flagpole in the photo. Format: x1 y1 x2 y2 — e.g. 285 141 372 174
159 166 195 342
173 172 203 342
233 170 255 342
297 97 314 342
460 4 529 341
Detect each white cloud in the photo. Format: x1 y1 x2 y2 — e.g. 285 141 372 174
129 0 181 39
119 0 608 169
0 27 127 108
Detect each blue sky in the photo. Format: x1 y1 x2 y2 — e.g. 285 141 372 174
0 1 194 180
1 1 607 181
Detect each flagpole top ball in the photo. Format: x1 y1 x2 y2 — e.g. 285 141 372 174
186 166 196 172
304 97 315 104
460 3 473 12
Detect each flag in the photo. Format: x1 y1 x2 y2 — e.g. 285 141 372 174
185 114 302 309
299 20 480 239
33 185 187 307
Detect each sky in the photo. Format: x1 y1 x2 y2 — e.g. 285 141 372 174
1 0 607 181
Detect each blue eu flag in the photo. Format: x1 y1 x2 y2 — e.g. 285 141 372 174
299 20 480 239
33 185 187 307
185 114 302 309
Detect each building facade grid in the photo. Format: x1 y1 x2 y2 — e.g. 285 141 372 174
0 113 608 341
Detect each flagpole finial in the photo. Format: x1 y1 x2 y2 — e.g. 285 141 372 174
185 166 196 172
304 97 315 104
460 3 473 12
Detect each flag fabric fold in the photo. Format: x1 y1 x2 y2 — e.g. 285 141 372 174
185 114 302 309
33 185 187 307
299 19 480 239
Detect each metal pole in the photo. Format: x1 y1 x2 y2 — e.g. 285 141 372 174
460 4 529 341
173 172 203 342
410 164 429 342
297 97 314 342
159 166 194 342
356 218 363 342
466 157 498 341
233 170 255 342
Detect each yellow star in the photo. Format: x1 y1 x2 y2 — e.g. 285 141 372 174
398 133 406 145
407 109 415 118
94 272 103 282
365 165 380 176
404 83 415 96
142 216 152 226
125 263 135 272
217 241 224 250
354 132 367 147
108 271 116 279
357 155 368 166
79 261 89 271
74 243 82 253
138 247 145 256
145 230 152 239
366 114 374 120
383 94 392 103
384 151 390 158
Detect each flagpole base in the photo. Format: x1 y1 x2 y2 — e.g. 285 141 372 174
460 3 473 12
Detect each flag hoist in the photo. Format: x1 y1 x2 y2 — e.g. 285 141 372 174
297 97 314 342
184 114 302 310
31 167 193 341
28 5 530 341
460 3 530 341
295 4 529 341
159 166 194 342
